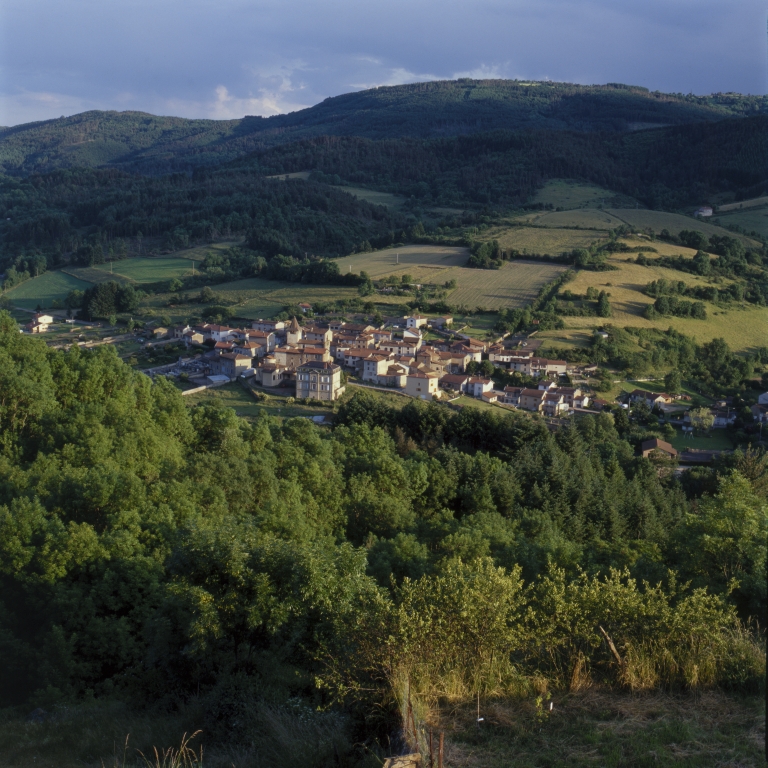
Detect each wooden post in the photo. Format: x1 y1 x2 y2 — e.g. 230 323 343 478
438 731 444 768
429 729 434 768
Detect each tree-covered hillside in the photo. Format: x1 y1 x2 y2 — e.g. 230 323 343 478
0 315 764 720
1 80 766 176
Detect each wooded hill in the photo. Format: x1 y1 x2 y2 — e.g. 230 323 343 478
2 79 767 176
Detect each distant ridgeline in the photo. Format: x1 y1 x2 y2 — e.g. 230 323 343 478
1 79 767 176
0 79 766 275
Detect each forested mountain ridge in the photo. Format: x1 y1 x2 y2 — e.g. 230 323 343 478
2 79 767 176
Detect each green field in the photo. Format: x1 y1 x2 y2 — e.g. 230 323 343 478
62 266 134 285
713 206 768 239
560 253 768 352
606 209 760 246
670 429 734 452
5 270 93 309
531 179 640 210
336 244 468 279
526 208 627 230
486 224 604 255
166 240 243 262
91 257 197 284
343 186 406 209
445 262 566 311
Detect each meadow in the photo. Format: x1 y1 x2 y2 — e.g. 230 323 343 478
62 266 134 285
91 257 197 283
484 223 604 255
530 179 640 210
166 239 242 262
5 270 93 309
556 254 768 352
524 208 627 230
335 244 469 279
712 206 768 239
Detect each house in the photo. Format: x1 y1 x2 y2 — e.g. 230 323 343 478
257 362 288 388
296 361 345 401
750 404 768 423
286 316 303 346
481 390 500 404
406 315 429 329
210 353 252 378
519 388 547 412
172 325 192 339
694 206 713 218
430 315 453 329
251 319 288 335
273 346 304 370
467 377 493 398
402 327 422 341
182 330 205 346
542 392 568 417
202 324 235 342
405 371 441 400
529 358 568 377
440 373 470 393
26 319 50 333
298 302 312 313
640 438 678 459
362 354 392 382
629 389 671 408
152 327 169 339
376 364 409 388
501 386 523 406
32 312 54 326
303 326 332 347
758 392 768 406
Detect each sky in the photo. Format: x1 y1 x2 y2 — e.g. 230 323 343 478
1 0 766 126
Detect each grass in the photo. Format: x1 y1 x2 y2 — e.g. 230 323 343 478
440 691 764 768
91 258 197 284
484 224 604 255
5 270 93 309
184 382 333 421
335 245 469 280
669 429 734 452
559 254 768 352
62 266 134 285
717 195 768 212
342 186 406 209
165 240 243 262
445 261 567 311
712 206 768 239
606 209 760 246
526 209 628 230
531 179 640 210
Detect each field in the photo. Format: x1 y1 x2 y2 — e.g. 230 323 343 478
554 254 768 352
265 171 311 180
335 245 469 279
343 186 406 209
523 209 627 230
5 270 93 309
62 266 134 285
166 239 242 261
90 257 197 284
713 206 768 239
483 224 604 255
606 209 760 246
717 195 768 212
531 179 640 209
445 262 567 311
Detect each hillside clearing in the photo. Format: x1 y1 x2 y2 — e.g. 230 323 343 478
712 207 768 239
166 240 243 262
483 224 604 255
336 245 469 279
531 179 640 210
5 270 93 309
524 208 627 230
90 257 196 284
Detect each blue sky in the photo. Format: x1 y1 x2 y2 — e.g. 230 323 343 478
1 0 766 126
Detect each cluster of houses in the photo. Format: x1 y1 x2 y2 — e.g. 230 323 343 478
171 313 587 412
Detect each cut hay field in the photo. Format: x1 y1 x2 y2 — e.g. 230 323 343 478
559 255 767 352
444 262 567 310
5 270 93 309
483 224 604 255
91 257 196 284
336 245 469 280
343 186 406 209
606 209 760 246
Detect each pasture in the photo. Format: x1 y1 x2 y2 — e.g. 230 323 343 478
91 258 196 284
713 207 768 239
336 245 469 280
5 270 93 309
526 209 627 230
531 179 640 210
484 224 604 255
167 240 242 262
62 266 133 285
606 209 760 246
559 255 767 352
343 186 406 209
444 262 566 311
265 171 311 180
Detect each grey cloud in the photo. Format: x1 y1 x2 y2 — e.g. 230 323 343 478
1 0 765 125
